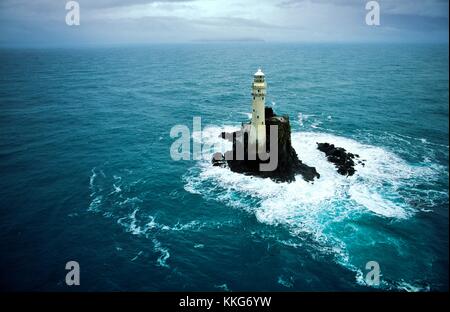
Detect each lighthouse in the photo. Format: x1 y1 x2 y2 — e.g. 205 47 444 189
249 68 267 151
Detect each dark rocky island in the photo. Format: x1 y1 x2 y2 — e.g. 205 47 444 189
212 107 320 183
210 69 365 182
316 142 364 176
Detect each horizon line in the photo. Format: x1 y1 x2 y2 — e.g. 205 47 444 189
1 40 449 50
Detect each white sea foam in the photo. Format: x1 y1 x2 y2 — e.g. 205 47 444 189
153 239 170 268
117 208 143 235
189 126 422 219
89 168 97 190
115 206 208 236
240 112 252 119
88 195 102 212
277 276 294 288
298 113 305 127
214 283 230 291
185 125 443 289
396 280 430 292
87 122 444 290
348 186 408 218
131 250 143 262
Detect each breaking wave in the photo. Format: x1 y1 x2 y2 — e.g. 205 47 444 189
183 124 446 291
86 120 446 291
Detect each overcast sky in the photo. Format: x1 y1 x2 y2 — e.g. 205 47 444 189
0 0 448 47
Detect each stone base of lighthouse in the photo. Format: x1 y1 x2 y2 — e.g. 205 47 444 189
213 107 320 183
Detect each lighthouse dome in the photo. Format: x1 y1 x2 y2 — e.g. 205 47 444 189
254 68 264 77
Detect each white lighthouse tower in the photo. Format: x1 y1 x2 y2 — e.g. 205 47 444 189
249 68 267 151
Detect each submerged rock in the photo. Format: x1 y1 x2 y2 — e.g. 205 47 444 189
212 107 320 183
317 142 363 176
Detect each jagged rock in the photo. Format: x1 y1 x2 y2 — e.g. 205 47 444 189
212 107 320 183
317 142 363 176
265 106 275 119
212 152 227 167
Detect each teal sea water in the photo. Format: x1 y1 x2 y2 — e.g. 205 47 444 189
0 44 448 291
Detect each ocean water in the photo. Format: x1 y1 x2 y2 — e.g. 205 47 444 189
0 43 448 291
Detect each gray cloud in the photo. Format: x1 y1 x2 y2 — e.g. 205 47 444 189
278 0 449 17
192 17 285 29
0 0 448 46
80 0 194 9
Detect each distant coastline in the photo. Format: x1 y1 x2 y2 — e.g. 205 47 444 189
191 38 266 43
